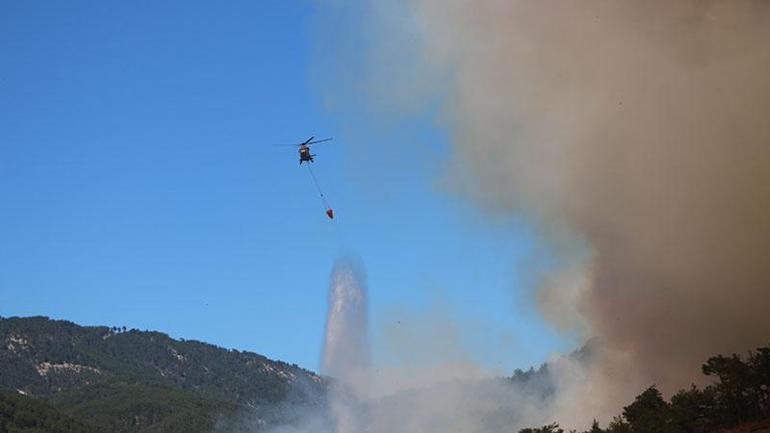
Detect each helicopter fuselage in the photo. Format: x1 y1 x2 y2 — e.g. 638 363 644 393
299 146 315 164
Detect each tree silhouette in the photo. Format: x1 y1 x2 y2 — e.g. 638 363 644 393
622 386 670 433
703 353 760 423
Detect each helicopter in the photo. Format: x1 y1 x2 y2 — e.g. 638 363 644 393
274 136 333 164
274 136 336 219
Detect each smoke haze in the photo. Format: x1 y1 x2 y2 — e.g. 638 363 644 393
314 257 573 432
317 0 770 425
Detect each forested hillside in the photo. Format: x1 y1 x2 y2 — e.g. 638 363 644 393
0 316 328 432
0 387 103 433
3 316 766 433
519 344 770 433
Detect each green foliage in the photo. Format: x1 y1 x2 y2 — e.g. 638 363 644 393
752 347 770 414
48 379 246 433
0 316 325 407
0 387 103 433
510 364 556 402
519 422 564 433
2 380 274 433
586 419 603 433
0 316 329 433
669 385 717 433
605 416 631 433
9 316 765 433
622 386 670 433
702 353 761 424
519 343 770 433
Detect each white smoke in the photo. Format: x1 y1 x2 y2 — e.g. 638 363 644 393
321 258 370 433
321 259 370 389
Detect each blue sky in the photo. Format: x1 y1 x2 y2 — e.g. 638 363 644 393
1 1 571 374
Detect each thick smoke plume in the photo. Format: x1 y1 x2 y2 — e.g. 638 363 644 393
316 0 770 425
402 0 770 416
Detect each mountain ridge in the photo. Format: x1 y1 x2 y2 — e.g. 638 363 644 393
0 315 328 432
1 315 325 406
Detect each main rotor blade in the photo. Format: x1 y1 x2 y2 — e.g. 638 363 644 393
272 143 301 147
271 137 332 146
307 138 333 145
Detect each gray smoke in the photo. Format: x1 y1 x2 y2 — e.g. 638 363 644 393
413 0 770 397
316 0 770 426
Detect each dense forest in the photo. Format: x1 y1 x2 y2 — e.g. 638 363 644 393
0 316 325 405
0 316 327 433
0 388 102 433
2 316 768 433
519 344 770 433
